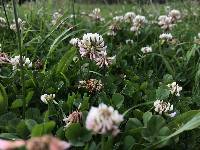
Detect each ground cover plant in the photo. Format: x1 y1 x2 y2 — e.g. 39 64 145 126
0 0 200 149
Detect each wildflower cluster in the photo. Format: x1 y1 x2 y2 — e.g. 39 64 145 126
0 17 6 27
71 33 115 68
159 33 173 42
89 8 105 22
86 103 123 136
40 94 56 104
154 99 175 117
78 79 103 93
167 82 182 96
10 18 26 32
130 15 147 33
141 46 152 54
107 16 123 36
158 9 181 30
63 109 82 128
52 11 63 25
0 52 10 64
10 55 32 70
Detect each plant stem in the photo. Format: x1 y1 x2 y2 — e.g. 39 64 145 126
12 0 25 118
101 135 105 150
1 0 10 27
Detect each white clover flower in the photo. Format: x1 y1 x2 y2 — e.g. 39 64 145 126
124 12 135 22
63 110 82 128
52 12 62 25
78 79 103 93
168 9 181 22
0 52 10 64
126 39 134 44
10 55 32 70
0 17 6 27
158 15 174 30
154 99 173 115
69 38 80 47
94 51 115 68
113 16 124 22
10 18 26 32
131 15 147 33
89 8 104 22
159 33 173 41
86 103 123 136
40 94 56 104
167 82 182 96
78 33 107 60
107 23 121 36
77 33 114 68
107 30 117 36
141 46 152 54
132 15 147 26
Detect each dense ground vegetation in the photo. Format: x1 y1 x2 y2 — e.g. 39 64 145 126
0 0 200 149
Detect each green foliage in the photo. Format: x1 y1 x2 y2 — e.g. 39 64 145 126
65 123 92 146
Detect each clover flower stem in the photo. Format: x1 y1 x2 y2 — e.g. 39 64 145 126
1 0 10 27
12 0 25 118
101 135 105 150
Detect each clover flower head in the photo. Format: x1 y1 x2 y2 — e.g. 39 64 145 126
78 79 103 93
130 15 147 33
10 18 26 32
141 46 152 54
167 82 182 96
95 51 115 68
154 99 173 115
63 110 82 128
132 15 147 26
168 9 181 22
69 38 80 47
107 30 117 36
124 12 136 22
10 55 32 70
113 16 124 22
126 39 134 44
89 8 105 22
159 33 173 41
86 103 123 136
0 17 6 27
107 23 121 36
0 52 10 64
78 33 106 59
158 15 174 30
40 94 56 104
52 12 62 25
